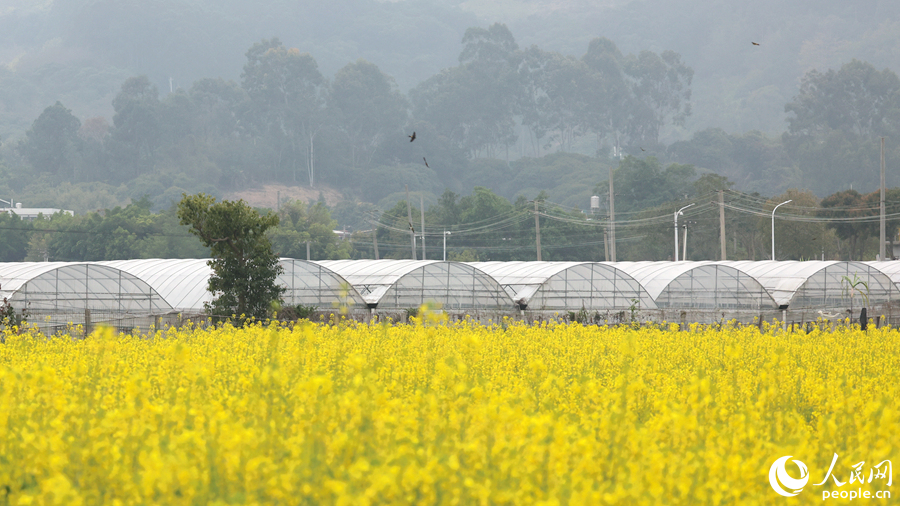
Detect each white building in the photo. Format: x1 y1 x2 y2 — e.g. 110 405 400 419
0 202 74 221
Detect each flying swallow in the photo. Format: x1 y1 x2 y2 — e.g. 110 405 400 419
751 42 760 46
408 131 416 142
423 157 429 168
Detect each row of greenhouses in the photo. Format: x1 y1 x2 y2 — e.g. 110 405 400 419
2 259 900 333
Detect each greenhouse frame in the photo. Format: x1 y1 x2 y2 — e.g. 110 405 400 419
0 262 173 334
102 258 367 315
612 261 778 310
469 261 656 315
4 259 900 330
721 261 899 322
315 260 515 314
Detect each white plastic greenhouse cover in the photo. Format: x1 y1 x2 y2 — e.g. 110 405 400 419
866 261 900 288
277 259 367 309
611 261 778 309
101 259 213 311
469 261 657 310
0 262 172 313
722 261 897 309
101 259 366 312
316 259 514 309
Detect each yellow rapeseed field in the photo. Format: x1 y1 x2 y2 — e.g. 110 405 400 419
0 316 897 505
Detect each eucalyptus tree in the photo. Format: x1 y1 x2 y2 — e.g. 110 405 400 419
242 38 328 185
329 59 408 170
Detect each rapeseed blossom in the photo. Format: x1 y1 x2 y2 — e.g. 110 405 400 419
0 318 897 505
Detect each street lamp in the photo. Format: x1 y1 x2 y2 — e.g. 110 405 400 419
771 200 792 260
443 231 451 261
674 203 695 261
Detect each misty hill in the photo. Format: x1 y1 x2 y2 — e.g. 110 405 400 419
1 0 899 223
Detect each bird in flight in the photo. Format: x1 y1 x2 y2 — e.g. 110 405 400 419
408 222 415 234
640 147 645 152
751 42 760 46
423 157 429 168
408 131 416 142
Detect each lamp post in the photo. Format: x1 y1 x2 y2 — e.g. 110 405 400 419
674 203 695 261
443 231 451 261
771 200 792 260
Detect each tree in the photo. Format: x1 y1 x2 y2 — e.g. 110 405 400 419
783 60 900 195
596 156 697 214
581 37 632 153
623 50 693 146
268 200 352 260
0 212 30 261
241 39 327 185
818 189 872 260
177 193 284 320
107 76 163 181
411 24 519 159
330 59 408 169
17 101 82 177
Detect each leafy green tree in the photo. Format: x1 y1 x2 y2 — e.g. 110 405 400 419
17 101 82 177
330 59 408 169
107 76 162 181
177 193 284 320
242 39 327 184
622 50 694 146
0 212 31 261
411 23 519 159
581 37 632 152
818 189 872 260
269 200 352 260
596 156 697 214
784 60 900 195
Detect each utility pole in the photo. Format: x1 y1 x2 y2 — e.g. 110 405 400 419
682 223 689 261
306 241 311 261
880 137 886 260
420 194 426 260
604 230 609 261
719 190 726 260
443 231 451 261
534 200 542 261
608 164 616 261
406 185 416 260
373 229 379 260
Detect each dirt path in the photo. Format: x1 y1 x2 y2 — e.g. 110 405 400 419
224 184 343 209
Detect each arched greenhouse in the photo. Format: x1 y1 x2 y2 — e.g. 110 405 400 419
0 262 173 334
469 261 656 314
611 261 779 322
722 261 898 321
315 260 515 314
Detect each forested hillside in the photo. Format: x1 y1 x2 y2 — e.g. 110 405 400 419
1 0 900 263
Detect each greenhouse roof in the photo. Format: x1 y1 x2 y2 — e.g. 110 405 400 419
101 259 214 311
609 261 715 300
720 261 850 306
315 260 443 304
866 261 900 286
469 261 657 309
0 262 81 300
0 262 173 314
317 259 514 309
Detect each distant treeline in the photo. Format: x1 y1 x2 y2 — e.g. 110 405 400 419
3 165 898 263
1 23 899 221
